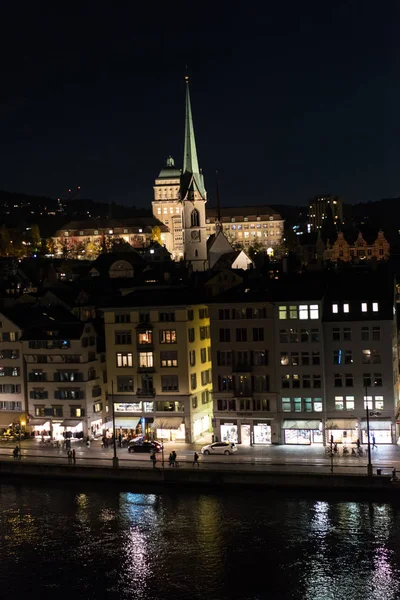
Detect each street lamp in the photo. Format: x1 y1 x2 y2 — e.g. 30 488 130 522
365 390 373 477
19 420 25 457
111 381 119 468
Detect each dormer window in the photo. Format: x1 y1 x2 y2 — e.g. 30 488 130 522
372 302 379 312
361 303 367 312
332 304 338 314
343 303 349 313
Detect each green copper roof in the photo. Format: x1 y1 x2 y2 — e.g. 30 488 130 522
182 80 206 199
157 156 181 179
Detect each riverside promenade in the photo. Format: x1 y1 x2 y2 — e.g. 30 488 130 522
0 438 399 492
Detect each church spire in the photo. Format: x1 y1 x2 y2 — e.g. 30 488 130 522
181 76 206 199
183 76 200 176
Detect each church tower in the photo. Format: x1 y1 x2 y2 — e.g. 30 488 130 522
180 77 208 271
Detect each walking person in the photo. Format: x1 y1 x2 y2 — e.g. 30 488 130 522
169 452 174 467
372 435 377 450
13 446 19 460
72 449 76 465
193 452 199 468
118 433 122 448
151 452 157 469
67 449 72 464
172 450 177 467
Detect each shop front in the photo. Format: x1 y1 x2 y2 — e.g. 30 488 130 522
89 418 103 437
360 419 393 445
220 422 238 444
114 417 141 437
282 420 323 445
30 419 51 437
325 419 358 445
218 420 272 445
152 417 185 442
193 414 211 439
253 422 272 445
52 419 84 439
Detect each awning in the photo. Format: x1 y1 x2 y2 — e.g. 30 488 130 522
28 418 49 427
60 420 81 428
115 417 140 429
282 420 321 430
0 412 25 428
152 417 183 430
360 420 393 431
326 419 357 430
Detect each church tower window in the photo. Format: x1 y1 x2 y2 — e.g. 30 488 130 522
191 209 200 228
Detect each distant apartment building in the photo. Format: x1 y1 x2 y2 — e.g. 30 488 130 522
103 291 213 443
53 219 171 257
18 308 104 439
206 207 284 252
323 272 398 445
325 231 390 262
209 291 277 445
308 195 343 231
208 268 398 446
0 312 26 434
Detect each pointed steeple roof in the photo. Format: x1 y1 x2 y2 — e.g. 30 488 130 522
180 77 206 200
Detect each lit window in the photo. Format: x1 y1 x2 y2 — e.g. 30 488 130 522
289 306 298 319
375 396 384 410
372 302 378 312
279 307 287 320
313 400 323 412
282 398 291 412
345 396 355 410
332 304 338 313
361 303 367 312
310 305 319 319
299 305 308 320
335 396 344 410
343 303 349 313
364 396 373 409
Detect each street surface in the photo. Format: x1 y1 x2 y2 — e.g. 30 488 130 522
0 438 399 476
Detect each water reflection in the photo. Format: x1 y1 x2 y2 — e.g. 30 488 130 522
1 485 400 599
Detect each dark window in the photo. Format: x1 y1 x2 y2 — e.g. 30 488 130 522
117 376 134 392
236 328 247 342
115 331 132 345
115 314 130 324
219 328 230 343
252 328 264 342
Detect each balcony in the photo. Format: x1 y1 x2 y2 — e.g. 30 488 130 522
136 388 156 398
233 388 253 398
137 365 155 373
232 363 252 373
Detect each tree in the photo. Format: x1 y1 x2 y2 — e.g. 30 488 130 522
151 226 161 244
247 240 265 261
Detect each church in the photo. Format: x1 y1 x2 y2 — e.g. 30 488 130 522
152 79 279 271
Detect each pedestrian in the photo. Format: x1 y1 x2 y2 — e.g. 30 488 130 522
13 446 19 460
193 452 199 467
151 452 157 469
118 433 122 448
333 443 338 454
356 438 361 449
67 449 72 464
169 452 174 467
72 449 76 465
86 436 90 448
172 450 177 467
392 467 398 482
372 435 377 450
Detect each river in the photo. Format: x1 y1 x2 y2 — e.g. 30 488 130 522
0 480 400 599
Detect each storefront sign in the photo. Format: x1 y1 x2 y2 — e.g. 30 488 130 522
236 412 253 417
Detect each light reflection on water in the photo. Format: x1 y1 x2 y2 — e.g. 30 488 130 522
1 484 400 599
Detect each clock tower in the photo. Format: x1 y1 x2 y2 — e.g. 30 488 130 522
180 77 208 271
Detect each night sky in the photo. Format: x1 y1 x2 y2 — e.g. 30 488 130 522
1 1 399 208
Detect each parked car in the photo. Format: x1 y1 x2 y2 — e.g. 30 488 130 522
201 442 237 455
128 440 162 453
